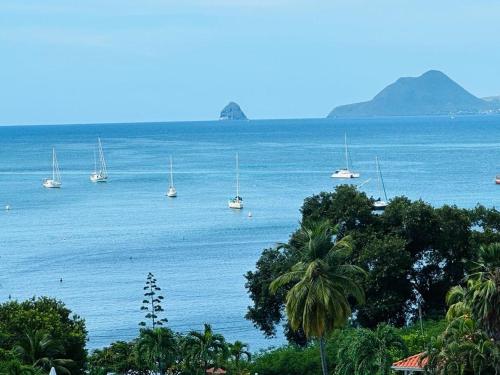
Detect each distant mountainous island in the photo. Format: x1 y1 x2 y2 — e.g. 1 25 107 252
220 102 247 120
483 96 500 104
328 70 500 117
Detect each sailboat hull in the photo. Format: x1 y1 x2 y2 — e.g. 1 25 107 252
43 179 61 188
90 173 108 182
228 199 243 209
331 169 360 178
373 201 388 211
166 187 177 197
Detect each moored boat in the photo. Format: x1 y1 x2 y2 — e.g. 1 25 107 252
331 133 360 178
43 148 62 188
372 156 388 211
166 156 177 197
90 137 108 182
229 153 243 209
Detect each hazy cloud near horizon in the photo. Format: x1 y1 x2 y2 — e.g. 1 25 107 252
0 0 499 125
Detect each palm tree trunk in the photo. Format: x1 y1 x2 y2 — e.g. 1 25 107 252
319 336 329 375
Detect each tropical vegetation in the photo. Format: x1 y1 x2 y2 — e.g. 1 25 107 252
2 187 500 374
269 220 365 375
425 243 500 374
0 297 86 375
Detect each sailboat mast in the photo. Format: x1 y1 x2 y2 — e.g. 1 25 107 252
170 156 174 187
344 133 349 170
52 148 61 182
236 153 239 198
376 157 388 201
98 137 107 176
52 148 56 181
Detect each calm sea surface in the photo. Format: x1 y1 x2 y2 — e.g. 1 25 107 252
1 116 500 350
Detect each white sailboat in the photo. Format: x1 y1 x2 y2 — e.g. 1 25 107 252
43 148 62 188
372 156 388 211
166 156 177 197
228 153 243 209
331 133 360 178
90 137 108 182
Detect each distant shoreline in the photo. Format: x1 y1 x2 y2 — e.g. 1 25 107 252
1 113 500 128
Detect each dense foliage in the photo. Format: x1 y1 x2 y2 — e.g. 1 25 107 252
87 324 251 375
2 189 499 375
250 321 442 375
246 185 500 342
335 324 407 375
425 243 500 374
87 273 251 375
0 297 87 375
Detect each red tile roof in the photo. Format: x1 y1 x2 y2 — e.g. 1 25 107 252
206 368 226 374
392 352 428 370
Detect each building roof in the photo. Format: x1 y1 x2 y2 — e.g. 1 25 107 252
206 368 227 374
391 352 428 371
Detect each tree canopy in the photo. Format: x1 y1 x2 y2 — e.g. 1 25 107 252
245 185 500 343
0 297 87 375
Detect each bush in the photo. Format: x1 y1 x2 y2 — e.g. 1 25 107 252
0 297 87 375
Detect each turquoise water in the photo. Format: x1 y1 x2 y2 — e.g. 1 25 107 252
1 116 500 350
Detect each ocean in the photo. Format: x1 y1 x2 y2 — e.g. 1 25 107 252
1 116 500 351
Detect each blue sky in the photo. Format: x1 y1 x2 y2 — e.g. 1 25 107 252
1 0 499 125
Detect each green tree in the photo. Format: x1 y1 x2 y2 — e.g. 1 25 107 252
88 340 146 375
396 319 447 354
446 243 500 342
136 328 177 375
0 360 42 375
467 243 500 342
13 330 74 375
425 317 499 374
246 188 497 341
182 324 227 374
249 343 329 375
0 298 86 375
300 185 374 230
228 341 251 371
270 220 365 375
244 247 293 338
425 243 500 374
335 325 407 375
351 233 412 327
140 273 168 328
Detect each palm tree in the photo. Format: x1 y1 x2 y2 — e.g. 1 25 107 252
229 341 251 368
468 243 500 342
13 330 73 375
107 341 137 374
182 324 227 374
270 220 365 375
445 285 469 321
447 243 500 342
136 327 177 375
424 243 500 374
424 316 499 374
